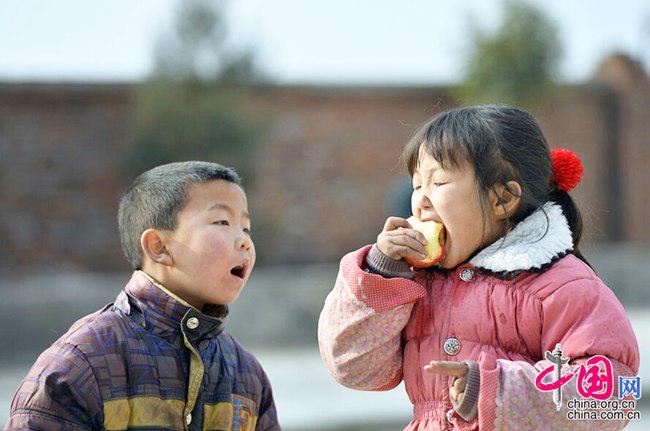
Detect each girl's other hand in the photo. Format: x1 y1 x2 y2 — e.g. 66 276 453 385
424 360 469 403
377 216 428 261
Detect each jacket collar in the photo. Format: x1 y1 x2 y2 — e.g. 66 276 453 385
428 201 574 280
468 201 573 277
115 271 228 341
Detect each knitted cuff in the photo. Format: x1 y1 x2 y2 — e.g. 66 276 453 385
451 360 480 422
364 244 414 279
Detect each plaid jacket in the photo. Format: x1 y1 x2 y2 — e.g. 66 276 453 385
5 271 280 431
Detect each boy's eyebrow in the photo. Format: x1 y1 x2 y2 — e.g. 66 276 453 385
207 203 250 219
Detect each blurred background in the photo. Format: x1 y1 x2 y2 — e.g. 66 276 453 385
1 0 649 429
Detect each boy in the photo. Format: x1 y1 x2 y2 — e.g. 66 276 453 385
5 161 280 430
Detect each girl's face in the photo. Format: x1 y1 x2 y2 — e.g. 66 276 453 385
411 146 505 269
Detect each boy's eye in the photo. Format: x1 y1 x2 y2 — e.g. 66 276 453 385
214 220 230 226
243 228 252 235
434 182 447 187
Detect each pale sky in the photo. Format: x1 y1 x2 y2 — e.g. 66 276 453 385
0 0 647 85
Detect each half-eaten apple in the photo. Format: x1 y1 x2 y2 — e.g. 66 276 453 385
405 216 446 268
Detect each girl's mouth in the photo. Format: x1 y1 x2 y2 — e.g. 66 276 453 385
439 227 447 249
440 227 449 263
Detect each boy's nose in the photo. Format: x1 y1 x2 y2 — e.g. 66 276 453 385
236 235 252 251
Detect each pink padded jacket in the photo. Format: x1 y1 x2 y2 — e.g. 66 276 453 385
318 202 639 430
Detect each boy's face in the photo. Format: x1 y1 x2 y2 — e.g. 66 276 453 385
163 179 255 309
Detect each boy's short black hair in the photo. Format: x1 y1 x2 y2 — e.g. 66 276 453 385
118 161 241 270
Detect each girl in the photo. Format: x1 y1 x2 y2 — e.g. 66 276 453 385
318 105 639 430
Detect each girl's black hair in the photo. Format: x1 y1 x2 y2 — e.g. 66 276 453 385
401 104 592 270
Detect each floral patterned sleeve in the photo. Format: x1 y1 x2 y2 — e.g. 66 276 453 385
318 245 427 391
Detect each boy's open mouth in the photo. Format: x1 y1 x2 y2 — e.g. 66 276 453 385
230 264 246 279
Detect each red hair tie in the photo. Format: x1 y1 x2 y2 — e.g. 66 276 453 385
550 148 584 192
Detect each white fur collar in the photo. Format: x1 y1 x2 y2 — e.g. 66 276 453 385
468 201 573 274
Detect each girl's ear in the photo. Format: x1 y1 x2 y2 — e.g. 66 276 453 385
140 229 174 267
491 181 522 220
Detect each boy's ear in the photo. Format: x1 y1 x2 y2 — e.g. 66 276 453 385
140 229 174 267
491 181 522 220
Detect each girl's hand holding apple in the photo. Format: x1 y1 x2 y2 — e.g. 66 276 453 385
376 217 429 262
376 216 446 267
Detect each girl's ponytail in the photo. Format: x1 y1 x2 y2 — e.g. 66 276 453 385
548 186 593 271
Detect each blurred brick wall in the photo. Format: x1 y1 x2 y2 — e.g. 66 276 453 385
593 55 650 245
1 54 648 270
0 84 136 271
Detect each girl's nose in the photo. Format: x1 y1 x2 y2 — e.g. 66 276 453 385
413 193 442 222
414 191 433 212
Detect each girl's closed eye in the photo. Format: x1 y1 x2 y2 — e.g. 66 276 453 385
213 220 230 226
413 182 446 189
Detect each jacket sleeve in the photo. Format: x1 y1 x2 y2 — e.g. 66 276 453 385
457 277 640 430
254 363 280 431
317 245 427 391
4 343 102 431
